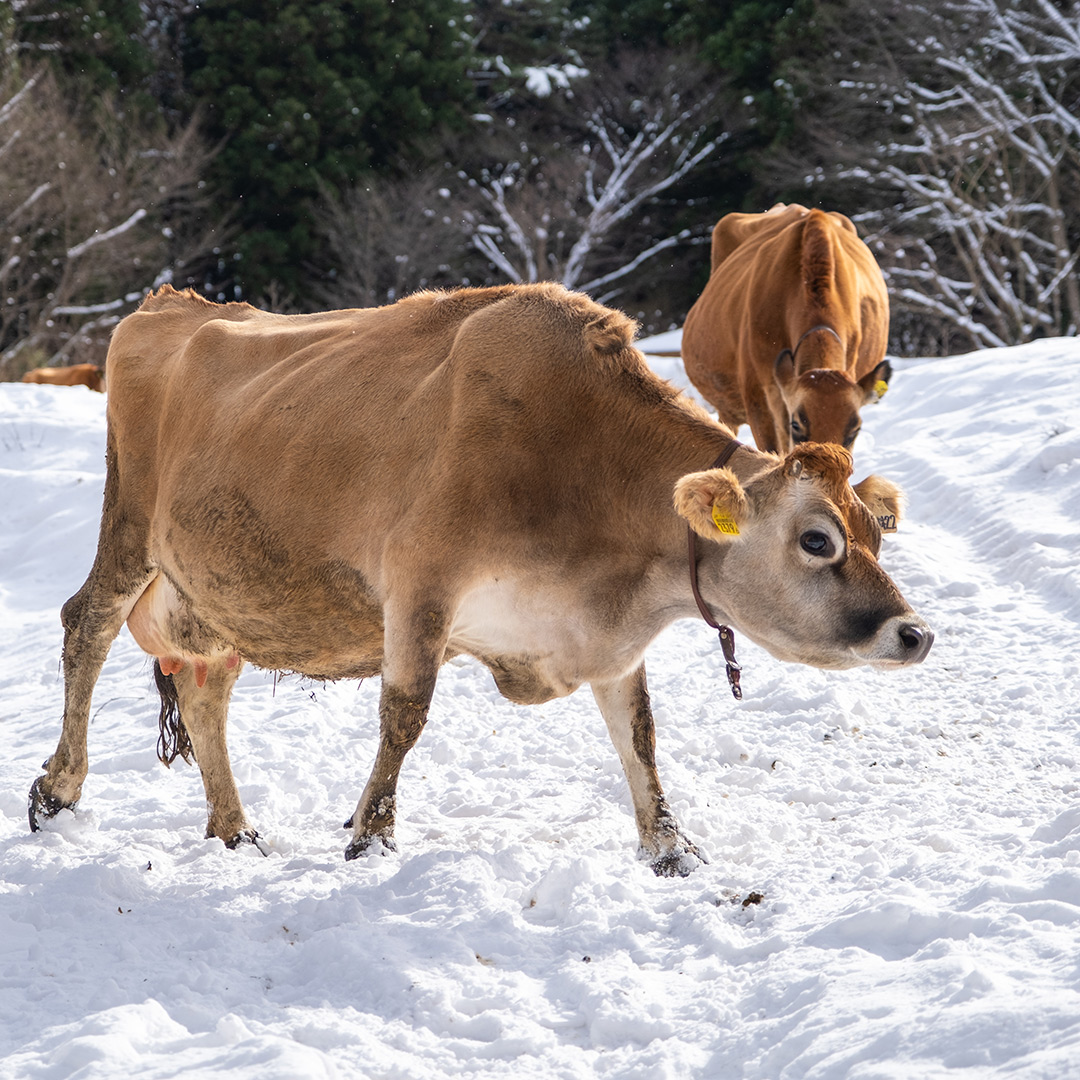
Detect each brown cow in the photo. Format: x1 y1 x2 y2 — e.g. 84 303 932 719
29 283 931 876
21 363 106 392
682 203 891 454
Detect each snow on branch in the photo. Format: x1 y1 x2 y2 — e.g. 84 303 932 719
66 209 149 259
458 50 723 300
832 0 1080 350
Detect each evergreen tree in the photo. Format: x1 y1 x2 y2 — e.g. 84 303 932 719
10 0 155 103
183 0 476 302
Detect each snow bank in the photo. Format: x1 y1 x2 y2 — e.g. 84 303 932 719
2 337 1079 1078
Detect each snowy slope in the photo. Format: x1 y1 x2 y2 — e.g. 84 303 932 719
1 336 1079 1079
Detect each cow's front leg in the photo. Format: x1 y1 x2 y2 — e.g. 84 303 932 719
745 386 784 454
591 664 706 877
345 600 446 861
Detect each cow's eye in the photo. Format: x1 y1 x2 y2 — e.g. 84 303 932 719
843 427 860 448
791 417 808 444
800 530 835 558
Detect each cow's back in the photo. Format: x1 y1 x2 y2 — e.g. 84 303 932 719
108 287 497 482
705 205 871 318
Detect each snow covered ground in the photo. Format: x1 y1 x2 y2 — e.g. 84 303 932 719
2 334 1079 1079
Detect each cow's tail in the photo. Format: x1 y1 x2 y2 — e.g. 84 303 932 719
801 209 836 305
154 660 195 766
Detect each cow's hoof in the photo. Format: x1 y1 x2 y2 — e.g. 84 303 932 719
219 827 268 855
28 776 74 833
344 833 397 862
647 841 708 878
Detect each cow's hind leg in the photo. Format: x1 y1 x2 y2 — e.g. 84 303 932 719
29 570 150 830
591 664 706 877
160 658 259 849
29 433 155 831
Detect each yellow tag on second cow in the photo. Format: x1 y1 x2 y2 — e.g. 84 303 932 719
712 506 740 535
874 379 889 399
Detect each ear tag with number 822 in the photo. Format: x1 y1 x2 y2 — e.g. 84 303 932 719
712 505 740 535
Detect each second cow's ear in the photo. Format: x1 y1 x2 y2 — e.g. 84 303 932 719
859 359 892 403
853 474 904 534
674 468 749 541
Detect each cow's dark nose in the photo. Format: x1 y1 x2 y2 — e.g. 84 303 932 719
898 622 933 662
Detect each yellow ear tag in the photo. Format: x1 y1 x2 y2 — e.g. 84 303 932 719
874 379 889 399
712 505 740 535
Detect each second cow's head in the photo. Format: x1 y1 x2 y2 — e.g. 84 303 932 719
775 353 892 452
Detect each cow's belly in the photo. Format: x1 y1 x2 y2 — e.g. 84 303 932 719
125 568 386 683
125 568 643 700
450 580 634 705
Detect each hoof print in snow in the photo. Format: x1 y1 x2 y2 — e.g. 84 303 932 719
715 889 766 908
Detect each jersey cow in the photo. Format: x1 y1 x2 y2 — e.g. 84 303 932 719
22 363 106 392
682 203 891 454
29 283 932 876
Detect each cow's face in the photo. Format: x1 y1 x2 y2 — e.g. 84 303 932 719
674 443 932 671
774 358 891 452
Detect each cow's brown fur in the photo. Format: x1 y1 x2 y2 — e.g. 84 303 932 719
29 283 931 875
21 363 106 392
682 203 891 453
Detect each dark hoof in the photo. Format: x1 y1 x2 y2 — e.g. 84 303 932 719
222 828 268 855
647 841 708 878
28 776 74 833
344 833 397 862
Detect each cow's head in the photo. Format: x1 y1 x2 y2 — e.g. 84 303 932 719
674 442 931 671
774 355 891 451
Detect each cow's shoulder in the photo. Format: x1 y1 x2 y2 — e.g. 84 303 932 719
449 282 636 357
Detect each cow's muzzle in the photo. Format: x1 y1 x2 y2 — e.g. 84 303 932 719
860 614 934 668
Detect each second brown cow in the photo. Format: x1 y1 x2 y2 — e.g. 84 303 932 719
682 203 890 454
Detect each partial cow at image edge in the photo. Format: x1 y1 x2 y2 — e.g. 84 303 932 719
21 363 106 393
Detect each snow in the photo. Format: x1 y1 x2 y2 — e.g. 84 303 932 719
523 65 589 98
2 334 1080 1079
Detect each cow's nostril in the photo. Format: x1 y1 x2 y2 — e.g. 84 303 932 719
899 623 933 659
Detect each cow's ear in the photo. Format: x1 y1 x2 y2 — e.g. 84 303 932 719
859 359 892 403
674 468 748 541
853 474 903 534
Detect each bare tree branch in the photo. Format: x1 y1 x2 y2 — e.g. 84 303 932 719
458 49 727 300
0 64 224 376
